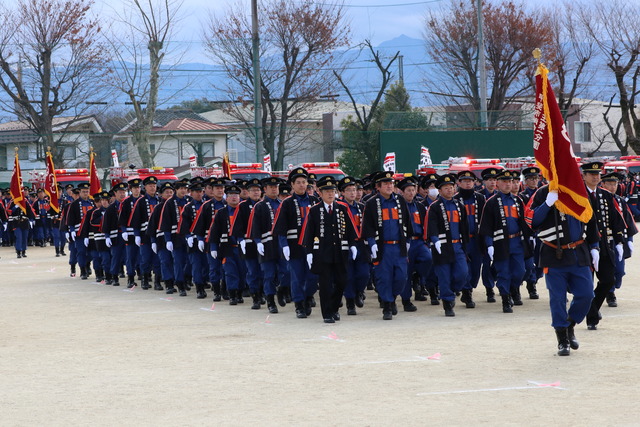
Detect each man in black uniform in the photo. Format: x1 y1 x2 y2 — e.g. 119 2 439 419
300 176 358 323
582 162 626 330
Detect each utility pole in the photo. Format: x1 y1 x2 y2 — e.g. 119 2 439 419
398 55 404 85
252 0 262 163
477 0 488 130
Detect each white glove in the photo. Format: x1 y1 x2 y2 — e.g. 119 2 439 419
282 246 291 261
83 238 89 247
616 243 624 261
406 242 411 252
151 242 157 253
591 248 600 271
70 231 76 241
240 239 247 254
257 242 265 256
488 246 495 261
105 237 112 248
350 246 357 260
628 241 634 256
2 223 6 231
545 190 559 207
186 236 194 248
434 241 442 254
210 250 218 259
65 232 70 241
135 236 141 247
306 253 313 269
166 241 173 252
29 220 34 229
370 243 378 259
198 240 205 252
121 231 128 241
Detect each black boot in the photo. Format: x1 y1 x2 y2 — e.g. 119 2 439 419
567 321 579 350
555 328 571 356
80 266 88 280
196 283 207 299
70 264 76 277
96 269 105 283
141 273 150 290
60 248 66 256
229 289 238 305
221 280 230 300
22 250 27 258
460 289 475 308
355 292 364 308
443 300 456 317
165 279 176 294
251 293 261 310
511 287 523 306
501 294 513 313
526 280 539 299
606 291 617 307
266 295 278 313
295 301 307 318
212 281 222 301
304 296 313 316
486 287 496 303
176 281 187 297
16 250 22 259
112 274 120 286
127 275 137 289
382 302 393 320
105 272 113 286
153 274 163 291
391 299 398 315
236 289 244 304
402 299 417 312
414 285 427 301
346 298 357 315
55 247 60 257
184 277 192 291
85 264 91 277
429 287 440 305
276 286 287 307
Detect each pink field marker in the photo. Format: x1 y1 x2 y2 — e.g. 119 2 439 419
427 353 441 360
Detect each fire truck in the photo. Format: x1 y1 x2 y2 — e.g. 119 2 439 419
301 162 345 180
443 157 505 179
109 166 178 187
28 168 90 190
605 155 640 175
190 163 271 181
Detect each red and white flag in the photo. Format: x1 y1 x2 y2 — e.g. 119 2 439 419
263 154 272 172
89 149 102 195
383 152 396 172
44 150 60 213
10 149 27 214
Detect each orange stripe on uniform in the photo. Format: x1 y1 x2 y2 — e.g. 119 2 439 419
382 208 399 221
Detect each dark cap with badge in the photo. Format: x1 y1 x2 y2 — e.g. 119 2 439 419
496 170 515 180
457 170 475 181
373 170 395 184
397 176 419 191
581 161 604 174
601 172 619 182
113 182 128 192
143 176 158 185
481 167 501 180
261 176 281 187
288 167 309 183
225 184 242 195
99 190 111 200
279 183 291 196
77 182 91 190
317 176 338 191
436 173 457 189
245 178 262 189
522 166 541 178
92 192 102 200
421 173 440 187
338 176 357 191
159 182 174 193
128 178 142 187
173 180 188 189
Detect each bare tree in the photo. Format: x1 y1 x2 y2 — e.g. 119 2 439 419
548 3 597 122
104 0 185 167
579 0 640 155
424 0 554 129
0 0 110 166
202 0 350 170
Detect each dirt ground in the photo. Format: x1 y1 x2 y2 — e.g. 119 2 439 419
1 246 639 426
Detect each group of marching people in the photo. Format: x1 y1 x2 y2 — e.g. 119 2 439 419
0 161 637 355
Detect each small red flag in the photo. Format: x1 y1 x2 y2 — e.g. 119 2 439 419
89 150 102 195
10 149 27 214
222 152 232 178
533 63 593 223
45 150 60 213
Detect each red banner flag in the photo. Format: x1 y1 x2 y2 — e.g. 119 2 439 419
10 149 27 214
89 150 102 195
222 152 232 178
44 150 60 213
533 63 593 223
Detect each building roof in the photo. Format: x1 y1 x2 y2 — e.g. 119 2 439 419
152 118 235 132
0 115 99 132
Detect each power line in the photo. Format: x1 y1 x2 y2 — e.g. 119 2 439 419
313 0 442 7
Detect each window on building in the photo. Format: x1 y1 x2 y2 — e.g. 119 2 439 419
181 141 214 159
60 145 76 160
150 144 156 155
112 139 129 162
17 145 29 160
574 122 591 143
